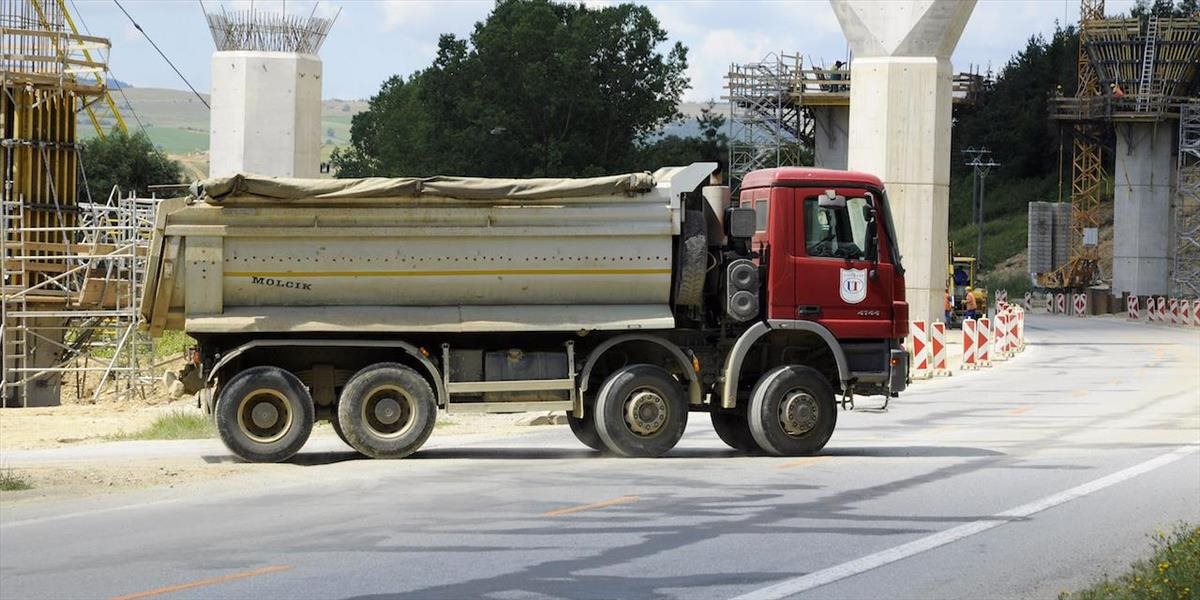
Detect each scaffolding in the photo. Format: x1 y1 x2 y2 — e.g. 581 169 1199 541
724 53 812 186
2 0 157 406
1173 103 1200 298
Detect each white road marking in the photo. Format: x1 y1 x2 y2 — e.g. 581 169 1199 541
730 444 1200 600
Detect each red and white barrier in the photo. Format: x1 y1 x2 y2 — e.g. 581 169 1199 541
1073 293 1087 317
992 312 1010 360
1055 293 1066 314
1127 295 1140 321
1181 300 1195 327
996 289 1008 305
1170 299 1181 325
961 318 977 370
1193 300 1200 327
908 320 930 379
977 316 992 366
1023 291 1032 310
1156 296 1167 322
1016 308 1026 350
930 321 949 376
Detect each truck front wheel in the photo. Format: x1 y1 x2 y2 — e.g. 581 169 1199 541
215 366 314 463
593 365 688 457
748 365 837 456
337 363 436 459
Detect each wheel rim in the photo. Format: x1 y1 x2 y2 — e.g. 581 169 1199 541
360 384 416 439
778 390 819 437
236 388 293 444
623 388 668 437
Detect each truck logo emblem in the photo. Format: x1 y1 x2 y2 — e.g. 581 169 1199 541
839 268 867 304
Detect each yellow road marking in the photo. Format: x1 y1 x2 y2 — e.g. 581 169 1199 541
225 268 671 278
776 456 832 469
110 565 291 600
543 495 639 517
1009 405 1033 416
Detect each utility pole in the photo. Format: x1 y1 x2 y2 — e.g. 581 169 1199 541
962 147 1000 270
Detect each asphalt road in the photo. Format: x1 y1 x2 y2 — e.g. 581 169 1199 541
2 315 1198 600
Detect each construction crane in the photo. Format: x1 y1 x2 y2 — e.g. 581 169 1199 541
29 0 128 138
1039 0 1105 290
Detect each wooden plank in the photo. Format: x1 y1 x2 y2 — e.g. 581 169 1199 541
148 237 180 337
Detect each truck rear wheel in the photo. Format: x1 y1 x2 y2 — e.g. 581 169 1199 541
337 363 436 459
594 365 688 457
215 366 314 463
567 413 603 451
710 409 760 453
748 365 837 456
329 411 358 452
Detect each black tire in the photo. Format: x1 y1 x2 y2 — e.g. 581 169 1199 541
214 366 314 463
329 410 357 451
748 365 837 456
568 413 604 451
673 209 707 308
337 362 437 459
593 365 688 458
710 409 760 452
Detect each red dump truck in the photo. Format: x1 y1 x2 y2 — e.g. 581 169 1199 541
142 163 908 462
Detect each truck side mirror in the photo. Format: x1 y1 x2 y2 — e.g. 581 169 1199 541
818 189 846 209
725 207 756 239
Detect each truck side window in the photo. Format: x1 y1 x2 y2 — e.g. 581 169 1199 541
755 199 770 231
804 196 873 260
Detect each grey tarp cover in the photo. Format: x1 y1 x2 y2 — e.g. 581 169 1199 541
193 171 657 204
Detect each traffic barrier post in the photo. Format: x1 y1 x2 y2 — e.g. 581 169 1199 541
1073 293 1087 317
1127 295 1140 321
908 320 930 379
1055 293 1066 314
993 313 1009 361
1156 296 1167 322
931 321 949 376
1023 291 1032 310
1193 300 1200 327
1169 299 1181 325
961 318 977 370
977 316 991 366
1181 300 1194 327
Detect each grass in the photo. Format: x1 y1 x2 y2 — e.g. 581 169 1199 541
106 410 214 441
1060 525 1200 600
0 468 33 492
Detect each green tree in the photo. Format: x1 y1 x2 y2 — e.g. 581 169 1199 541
79 129 183 200
1130 0 1199 18
332 0 689 178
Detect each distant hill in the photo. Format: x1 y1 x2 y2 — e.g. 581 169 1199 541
78 87 370 170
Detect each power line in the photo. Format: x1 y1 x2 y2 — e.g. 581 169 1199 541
112 0 210 109
69 0 149 137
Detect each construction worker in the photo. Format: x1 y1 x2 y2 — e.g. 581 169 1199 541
964 286 978 320
1110 82 1126 98
944 289 953 323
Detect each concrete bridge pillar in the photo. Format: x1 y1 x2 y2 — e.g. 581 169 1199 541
831 0 975 326
812 106 850 171
1112 122 1175 297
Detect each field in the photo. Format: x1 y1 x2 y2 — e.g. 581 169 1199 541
77 87 369 176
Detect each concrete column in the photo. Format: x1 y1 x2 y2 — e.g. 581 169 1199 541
209 51 322 178
811 106 850 170
1112 122 1175 296
831 0 975 326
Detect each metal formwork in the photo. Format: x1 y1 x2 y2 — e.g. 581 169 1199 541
1173 104 1200 298
724 53 811 186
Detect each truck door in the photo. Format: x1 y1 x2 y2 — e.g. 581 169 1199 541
792 187 894 339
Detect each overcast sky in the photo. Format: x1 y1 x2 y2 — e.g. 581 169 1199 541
72 0 1138 102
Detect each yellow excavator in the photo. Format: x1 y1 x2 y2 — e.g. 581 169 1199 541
947 242 986 326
